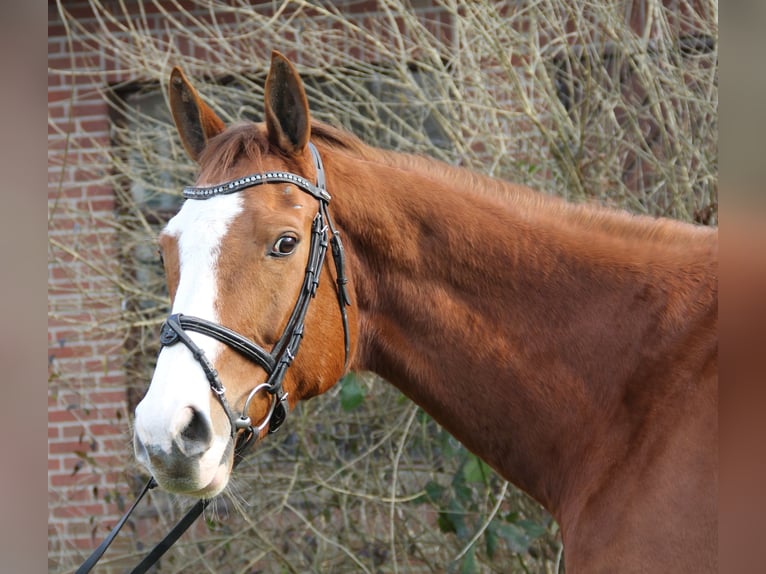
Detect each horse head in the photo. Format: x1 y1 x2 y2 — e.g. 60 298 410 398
133 52 355 497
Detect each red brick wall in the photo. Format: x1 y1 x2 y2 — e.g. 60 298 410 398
47 0 237 566
48 0 128 563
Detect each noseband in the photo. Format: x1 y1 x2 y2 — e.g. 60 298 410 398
159 142 351 451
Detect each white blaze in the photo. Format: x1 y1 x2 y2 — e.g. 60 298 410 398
134 193 243 481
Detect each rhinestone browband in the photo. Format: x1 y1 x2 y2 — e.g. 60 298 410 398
182 171 331 202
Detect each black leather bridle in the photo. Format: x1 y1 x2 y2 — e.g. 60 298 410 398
161 142 351 441
77 143 351 573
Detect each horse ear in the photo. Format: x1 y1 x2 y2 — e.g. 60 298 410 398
264 50 310 155
168 66 225 163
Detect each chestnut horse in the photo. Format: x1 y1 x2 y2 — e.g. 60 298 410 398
133 51 717 572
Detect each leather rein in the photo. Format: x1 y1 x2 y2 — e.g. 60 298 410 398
77 143 351 573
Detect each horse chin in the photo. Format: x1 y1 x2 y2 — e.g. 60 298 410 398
153 458 232 497
183 462 232 498
147 438 234 498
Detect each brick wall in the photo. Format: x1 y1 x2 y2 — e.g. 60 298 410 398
48 1 254 567
48 0 129 564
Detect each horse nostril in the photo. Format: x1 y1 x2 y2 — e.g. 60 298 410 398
175 406 213 457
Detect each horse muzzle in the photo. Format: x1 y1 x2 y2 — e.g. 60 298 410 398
133 395 235 497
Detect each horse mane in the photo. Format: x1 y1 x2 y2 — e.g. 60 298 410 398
309 121 714 247
198 120 714 248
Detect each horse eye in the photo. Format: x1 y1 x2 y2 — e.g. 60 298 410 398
271 235 298 257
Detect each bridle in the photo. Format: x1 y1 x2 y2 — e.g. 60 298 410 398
77 142 351 573
160 141 351 446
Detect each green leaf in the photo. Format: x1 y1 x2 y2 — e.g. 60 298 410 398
517 518 547 540
496 518 547 554
412 480 445 505
462 454 490 484
451 478 472 504
438 511 457 534
497 523 533 554
437 499 470 538
339 376 365 411
447 499 470 539
458 545 477 574
416 408 432 425
485 521 499 558
424 480 445 503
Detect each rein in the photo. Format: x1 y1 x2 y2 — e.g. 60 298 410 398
77 143 351 573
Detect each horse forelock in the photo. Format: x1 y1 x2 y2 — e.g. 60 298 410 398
196 122 271 183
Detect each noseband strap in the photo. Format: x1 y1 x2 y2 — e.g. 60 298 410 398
159 142 351 441
161 314 276 372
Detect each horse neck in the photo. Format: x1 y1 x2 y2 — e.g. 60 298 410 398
325 146 717 516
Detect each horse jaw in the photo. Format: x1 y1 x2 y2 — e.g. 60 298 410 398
133 193 243 496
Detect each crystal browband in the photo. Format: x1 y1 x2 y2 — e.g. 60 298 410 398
183 171 331 202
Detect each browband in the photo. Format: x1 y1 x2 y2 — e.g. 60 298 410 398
182 171 331 202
